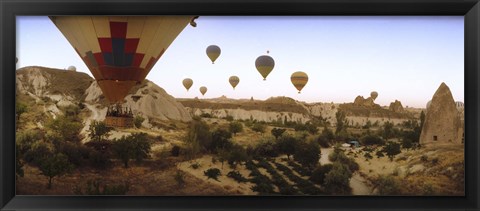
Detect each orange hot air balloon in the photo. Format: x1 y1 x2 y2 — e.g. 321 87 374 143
199 86 208 96
229 76 240 90
183 78 193 91
50 16 194 104
290 71 308 94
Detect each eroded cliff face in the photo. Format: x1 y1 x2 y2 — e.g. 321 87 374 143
420 83 463 145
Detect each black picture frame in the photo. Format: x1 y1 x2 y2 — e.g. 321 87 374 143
1 0 479 210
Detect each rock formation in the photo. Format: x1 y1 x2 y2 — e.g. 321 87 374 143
389 100 404 113
419 82 463 145
353 96 376 107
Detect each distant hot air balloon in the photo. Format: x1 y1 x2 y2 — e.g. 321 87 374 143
206 45 221 64
50 16 194 127
200 86 208 96
370 91 378 100
255 52 275 81
67 66 76 71
183 78 193 91
290 71 308 94
229 76 240 90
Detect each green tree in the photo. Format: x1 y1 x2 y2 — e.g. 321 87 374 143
88 120 112 142
374 175 401 195
46 115 83 143
335 110 348 135
210 129 233 153
38 153 74 189
294 141 320 170
226 144 249 168
276 134 298 160
112 133 151 168
134 115 145 128
310 163 333 185
323 162 352 195
229 121 243 136
381 121 395 140
271 128 286 139
204 168 221 181
186 119 212 152
360 134 385 146
383 142 401 161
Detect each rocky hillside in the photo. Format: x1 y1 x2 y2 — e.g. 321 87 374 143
16 66 192 138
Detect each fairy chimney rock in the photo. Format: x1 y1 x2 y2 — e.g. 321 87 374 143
419 82 463 145
389 100 404 113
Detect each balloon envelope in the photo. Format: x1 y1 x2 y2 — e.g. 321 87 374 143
255 55 275 80
206 45 221 64
229 76 240 89
50 16 192 103
183 78 193 91
370 91 378 100
199 86 208 96
290 71 308 93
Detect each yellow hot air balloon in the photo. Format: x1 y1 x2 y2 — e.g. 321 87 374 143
199 86 208 96
50 16 194 127
290 71 308 94
370 91 378 100
255 53 275 80
183 78 193 91
206 45 221 64
229 76 240 90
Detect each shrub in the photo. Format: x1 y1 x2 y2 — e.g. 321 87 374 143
360 134 385 146
226 144 249 168
374 175 401 195
383 142 401 161
251 122 266 133
252 137 279 158
310 164 333 185
323 162 352 195
225 115 234 121
200 113 212 118
190 162 201 169
133 115 145 128
271 128 286 139
210 129 233 153
185 119 212 152
73 180 129 195
170 145 181 157
204 168 221 181
88 120 112 142
227 171 248 183
174 171 186 188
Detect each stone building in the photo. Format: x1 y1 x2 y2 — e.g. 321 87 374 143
419 82 463 145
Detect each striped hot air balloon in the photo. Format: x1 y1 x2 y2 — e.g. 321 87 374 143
290 71 308 94
255 54 275 81
183 78 193 91
229 76 240 90
50 16 193 104
199 86 208 96
206 45 221 64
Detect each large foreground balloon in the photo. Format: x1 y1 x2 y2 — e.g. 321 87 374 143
206 45 221 64
290 71 308 93
255 54 275 80
370 91 378 100
183 78 193 91
229 76 240 90
50 16 193 103
199 86 208 96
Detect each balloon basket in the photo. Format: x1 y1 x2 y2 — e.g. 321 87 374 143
105 104 134 128
105 116 133 128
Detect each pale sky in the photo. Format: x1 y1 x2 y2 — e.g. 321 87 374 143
16 16 464 108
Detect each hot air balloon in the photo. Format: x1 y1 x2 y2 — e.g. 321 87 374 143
183 78 193 91
255 52 275 81
229 76 240 90
67 66 76 71
50 16 194 127
206 45 221 64
290 71 308 94
370 91 378 100
199 86 208 96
